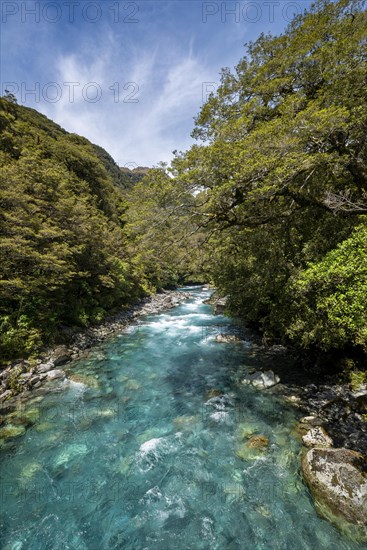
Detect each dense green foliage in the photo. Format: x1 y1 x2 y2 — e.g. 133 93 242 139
0 98 146 360
177 0 367 352
125 165 208 289
1 0 366 362
287 223 367 350
170 0 366 353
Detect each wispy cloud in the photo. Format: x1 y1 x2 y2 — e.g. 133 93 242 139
39 41 214 167
1 0 314 166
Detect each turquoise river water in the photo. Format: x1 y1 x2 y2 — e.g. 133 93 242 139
0 288 364 549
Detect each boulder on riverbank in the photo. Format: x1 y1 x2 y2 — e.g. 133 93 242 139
289 384 367 456
46 369 66 381
302 426 333 448
302 447 367 526
52 346 73 366
203 292 228 314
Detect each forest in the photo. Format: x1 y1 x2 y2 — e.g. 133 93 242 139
1 0 366 366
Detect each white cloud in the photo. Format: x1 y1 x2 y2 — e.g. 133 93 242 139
39 42 215 167
2 0 314 169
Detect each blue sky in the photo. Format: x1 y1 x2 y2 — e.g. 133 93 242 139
1 1 314 167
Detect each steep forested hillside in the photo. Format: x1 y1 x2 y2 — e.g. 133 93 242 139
0 98 155 360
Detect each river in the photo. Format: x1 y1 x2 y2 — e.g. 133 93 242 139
0 287 363 549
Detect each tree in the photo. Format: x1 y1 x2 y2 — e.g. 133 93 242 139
173 0 367 351
0 97 144 360
125 165 207 290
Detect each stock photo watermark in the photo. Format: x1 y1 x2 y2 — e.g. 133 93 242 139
123 162 138 170
0 480 138 504
2 81 139 104
1 1 139 24
202 82 219 103
202 1 303 23
0 399 124 428
0 477 291 505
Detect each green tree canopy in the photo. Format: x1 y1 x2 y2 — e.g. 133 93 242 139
172 0 367 351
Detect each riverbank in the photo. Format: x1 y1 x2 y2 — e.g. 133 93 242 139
212 320 367 533
0 289 192 404
207 293 367 457
241 342 367 456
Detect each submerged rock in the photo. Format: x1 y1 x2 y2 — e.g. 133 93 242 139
116 455 133 475
235 434 269 461
8 407 40 427
173 415 200 431
54 443 88 467
302 447 367 526
0 424 26 439
235 422 258 441
20 462 43 484
206 389 223 399
35 421 54 432
125 379 140 391
68 373 99 389
247 434 270 450
242 370 280 389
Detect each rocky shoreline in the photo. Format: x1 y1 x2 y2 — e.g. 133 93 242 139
209 294 367 457
210 294 367 532
240 358 367 454
284 382 367 455
225 339 367 533
0 290 192 405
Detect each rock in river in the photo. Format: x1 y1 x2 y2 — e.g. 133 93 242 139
242 370 280 389
215 334 241 343
302 447 367 526
0 424 26 439
235 434 270 461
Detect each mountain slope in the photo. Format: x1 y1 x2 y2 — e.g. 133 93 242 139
0 97 145 360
